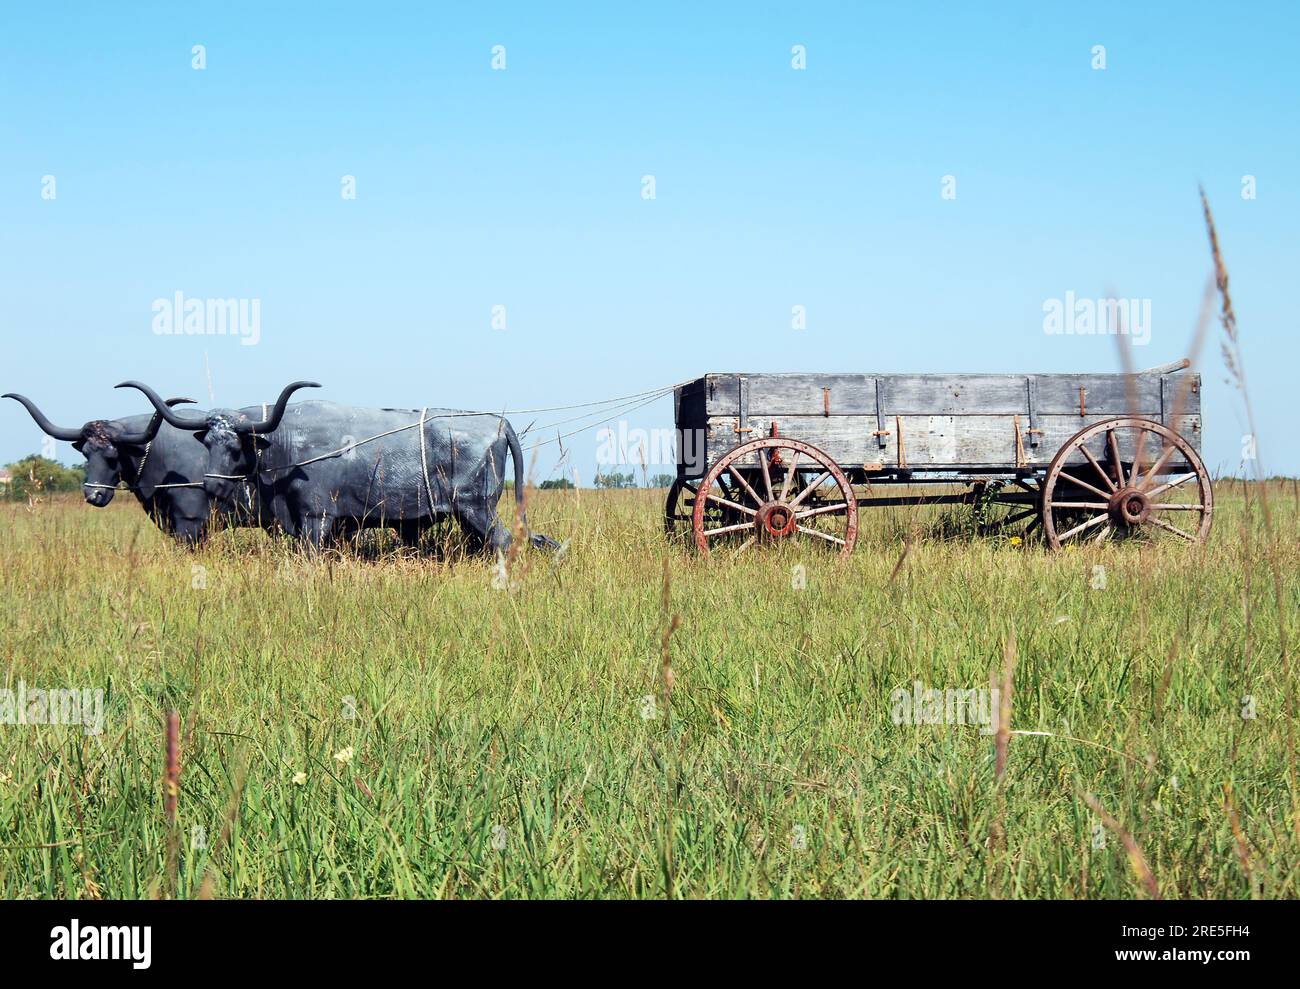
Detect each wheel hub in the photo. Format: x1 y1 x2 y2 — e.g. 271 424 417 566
1108 486 1150 527
755 501 797 540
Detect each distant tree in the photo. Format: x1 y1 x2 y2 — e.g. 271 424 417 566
3 455 85 500
539 478 575 490
651 473 675 488
594 471 635 490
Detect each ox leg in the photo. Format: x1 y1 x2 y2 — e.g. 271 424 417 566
300 513 335 554
173 518 208 548
454 506 512 555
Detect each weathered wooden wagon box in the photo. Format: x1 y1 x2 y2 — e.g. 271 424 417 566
668 361 1211 554
674 366 1200 477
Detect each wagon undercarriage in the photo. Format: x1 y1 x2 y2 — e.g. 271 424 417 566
667 364 1213 555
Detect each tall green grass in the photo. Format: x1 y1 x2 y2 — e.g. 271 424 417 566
0 483 1295 898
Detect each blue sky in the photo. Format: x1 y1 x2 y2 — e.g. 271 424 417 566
2 1 1296 479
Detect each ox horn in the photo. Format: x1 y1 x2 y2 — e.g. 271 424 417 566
2 393 87 441
115 382 210 430
115 397 199 445
237 380 321 434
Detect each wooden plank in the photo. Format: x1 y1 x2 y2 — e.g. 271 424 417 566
705 373 874 416
928 416 957 462
1031 375 1164 415
1160 371 1202 419
695 371 1198 418
704 413 1201 470
880 375 1029 414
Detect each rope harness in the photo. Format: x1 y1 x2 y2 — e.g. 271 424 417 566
83 438 205 492
418 406 435 513
87 381 688 495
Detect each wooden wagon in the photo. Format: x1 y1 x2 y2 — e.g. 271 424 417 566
665 360 1212 554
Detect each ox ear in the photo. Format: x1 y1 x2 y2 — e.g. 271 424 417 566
193 429 209 445
71 439 86 454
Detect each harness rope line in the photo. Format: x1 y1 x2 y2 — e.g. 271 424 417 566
418 406 435 515
86 386 679 493
90 382 688 489
523 390 670 454
83 439 209 491
443 381 690 417
206 391 675 480
517 388 675 438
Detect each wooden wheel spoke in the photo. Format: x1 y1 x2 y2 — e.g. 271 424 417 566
734 537 756 555
1049 501 1110 510
1107 428 1126 488
1056 470 1113 502
1130 428 1149 488
795 501 850 520
796 525 846 546
1149 503 1205 511
1145 472 1196 500
1138 443 1176 491
1057 512 1109 543
701 520 754 539
1080 444 1116 493
1148 516 1196 541
705 492 757 517
728 469 765 508
759 448 774 501
788 470 831 509
778 450 801 503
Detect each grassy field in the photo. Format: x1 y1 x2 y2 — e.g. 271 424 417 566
0 482 1296 899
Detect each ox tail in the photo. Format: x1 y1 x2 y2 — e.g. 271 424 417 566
504 420 559 551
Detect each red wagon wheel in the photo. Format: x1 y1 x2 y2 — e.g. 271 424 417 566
1041 417 1213 550
691 436 859 557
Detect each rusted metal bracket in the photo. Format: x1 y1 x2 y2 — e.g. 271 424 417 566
732 419 753 436
895 415 907 469
1014 414 1025 468
822 387 831 417
1078 387 1087 418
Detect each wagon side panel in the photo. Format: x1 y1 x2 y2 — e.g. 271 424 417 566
694 370 1202 471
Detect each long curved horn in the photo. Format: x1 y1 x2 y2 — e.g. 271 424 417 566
115 397 198 445
2 393 86 441
238 381 321 433
115 382 208 431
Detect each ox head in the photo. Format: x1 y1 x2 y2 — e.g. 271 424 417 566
3 393 196 506
117 380 320 507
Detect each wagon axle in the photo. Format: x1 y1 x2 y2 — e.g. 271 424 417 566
1111 487 1151 527
755 500 797 540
